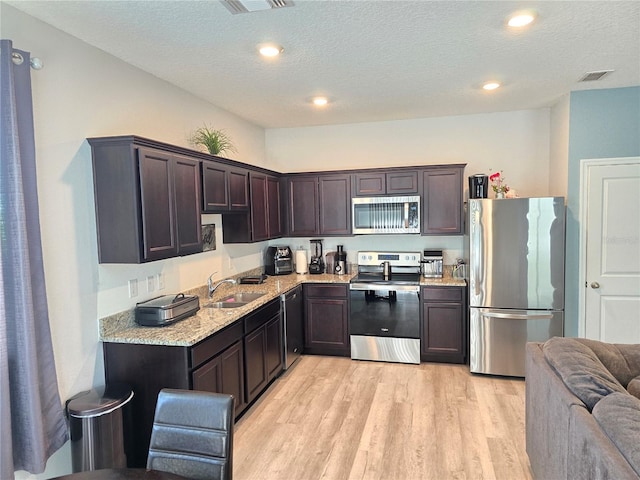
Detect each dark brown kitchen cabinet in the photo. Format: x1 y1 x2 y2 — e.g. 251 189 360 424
354 170 418 196
201 161 229 211
223 171 282 243
89 137 202 263
319 174 352 235
191 339 246 417
421 286 467 364
244 299 283 403
228 166 250 211
287 176 320 236
421 166 464 235
287 174 351 236
304 284 350 356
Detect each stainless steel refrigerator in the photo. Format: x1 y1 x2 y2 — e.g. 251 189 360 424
468 197 565 377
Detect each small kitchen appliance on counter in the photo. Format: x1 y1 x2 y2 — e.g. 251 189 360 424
334 245 348 275
264 246 293 275
469 174 489 199
421 250 443 278
135 293 199 327
309 239 325 274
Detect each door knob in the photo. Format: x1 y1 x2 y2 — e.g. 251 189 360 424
590 282 600 289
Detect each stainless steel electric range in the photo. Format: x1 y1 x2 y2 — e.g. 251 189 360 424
349 251 422 364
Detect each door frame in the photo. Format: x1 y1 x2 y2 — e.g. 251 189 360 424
578 156 640 337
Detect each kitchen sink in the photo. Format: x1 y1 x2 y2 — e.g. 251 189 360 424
203 292 266 309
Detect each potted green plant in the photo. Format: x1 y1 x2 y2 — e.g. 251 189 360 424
189 125 237 156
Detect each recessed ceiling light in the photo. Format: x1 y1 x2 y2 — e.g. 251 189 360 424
312 96 329 107
507 11 536 28
258 44 283 57
482 82 501 91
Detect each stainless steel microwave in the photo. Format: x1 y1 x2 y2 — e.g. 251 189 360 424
352 195 420 234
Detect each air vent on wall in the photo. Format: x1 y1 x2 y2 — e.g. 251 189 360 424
221 0 294 14
579 70 614 82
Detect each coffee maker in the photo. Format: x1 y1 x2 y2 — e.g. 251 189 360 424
469 174 489 199
334 245 347 275
309 239 324 274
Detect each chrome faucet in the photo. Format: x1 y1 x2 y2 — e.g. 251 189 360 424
207 274 237 299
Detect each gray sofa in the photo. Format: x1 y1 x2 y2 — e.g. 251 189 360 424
526 337 640 480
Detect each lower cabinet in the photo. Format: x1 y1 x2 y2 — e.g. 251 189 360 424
103 298 283 468
244 299 283 404
421 286 467 364
304 283 350 356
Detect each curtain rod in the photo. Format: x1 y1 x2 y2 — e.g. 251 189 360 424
12 51 44 70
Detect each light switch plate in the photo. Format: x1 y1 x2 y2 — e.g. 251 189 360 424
147 276 155 293
128 279 138 298
157 273 165 290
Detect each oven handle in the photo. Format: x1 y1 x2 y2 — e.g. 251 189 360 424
349 283 420 293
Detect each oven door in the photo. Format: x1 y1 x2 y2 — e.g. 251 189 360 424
349 284 420 338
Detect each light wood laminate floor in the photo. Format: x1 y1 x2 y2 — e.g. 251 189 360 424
234 355 533 480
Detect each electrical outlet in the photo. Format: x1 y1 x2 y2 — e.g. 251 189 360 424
157 273 165 290
147 275 155 293
128 279 138 298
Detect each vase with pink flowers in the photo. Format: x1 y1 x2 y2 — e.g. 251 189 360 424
489 171 509 198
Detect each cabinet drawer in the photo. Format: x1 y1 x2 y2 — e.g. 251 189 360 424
190 321 243 369
304 283 348 298
244 299 280 334
422 287 463 302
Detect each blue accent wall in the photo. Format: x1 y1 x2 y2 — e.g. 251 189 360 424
565 86 640 337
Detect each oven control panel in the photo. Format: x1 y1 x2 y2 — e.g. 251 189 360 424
357 251 421 267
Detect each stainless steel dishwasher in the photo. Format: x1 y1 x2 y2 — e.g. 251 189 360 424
281 285 304 369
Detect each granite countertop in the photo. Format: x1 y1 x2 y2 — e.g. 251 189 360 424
99 268 466 348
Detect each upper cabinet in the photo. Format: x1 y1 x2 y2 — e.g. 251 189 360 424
421 166 464 235
89 137 202 263
353 170 419 196
202 161 249 213
286 173 351 237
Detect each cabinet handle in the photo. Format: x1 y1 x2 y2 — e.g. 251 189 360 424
381 328 389 332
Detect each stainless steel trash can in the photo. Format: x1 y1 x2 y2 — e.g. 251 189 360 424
66 383 134 472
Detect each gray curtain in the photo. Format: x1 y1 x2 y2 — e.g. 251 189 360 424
0 39 68 479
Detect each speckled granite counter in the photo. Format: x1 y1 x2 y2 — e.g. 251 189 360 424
99 268 466 347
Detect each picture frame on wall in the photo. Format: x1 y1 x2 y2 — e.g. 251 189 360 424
202 224 216 251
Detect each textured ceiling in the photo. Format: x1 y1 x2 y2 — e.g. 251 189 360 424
7 0 640 128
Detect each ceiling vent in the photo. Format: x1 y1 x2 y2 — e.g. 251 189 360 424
579 70 614 82
221 0 294 14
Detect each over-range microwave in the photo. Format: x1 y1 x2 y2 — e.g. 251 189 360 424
352 195 420 234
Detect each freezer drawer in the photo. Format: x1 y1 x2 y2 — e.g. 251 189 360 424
469 308 563 377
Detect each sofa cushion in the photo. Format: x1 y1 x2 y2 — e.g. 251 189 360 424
574 338 640 387
628 376 640 400
592 392 640 476
543 337 626 410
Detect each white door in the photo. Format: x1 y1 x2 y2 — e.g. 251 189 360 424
580 158 640 343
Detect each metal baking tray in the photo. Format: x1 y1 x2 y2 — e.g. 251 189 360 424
135 293 200 327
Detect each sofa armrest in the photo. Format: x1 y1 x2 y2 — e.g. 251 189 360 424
526 342 587 480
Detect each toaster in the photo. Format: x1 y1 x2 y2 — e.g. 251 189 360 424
135 293 200 327
264 246 293 275
421 250 444 278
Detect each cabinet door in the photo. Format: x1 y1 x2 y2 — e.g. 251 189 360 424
422 303 463 356
319 174 351 235
265 314 283 381
354 172 386 196
288 176 319 236
304 284 350 356
422 167 463 235
228 167 249 211
202 162 229 211
244 326 268 403
173 155 203 255
192 354 221 392
267 175 283 238
250 173 269 242
387 171 418 194
138 147 177 261
219 341 247 416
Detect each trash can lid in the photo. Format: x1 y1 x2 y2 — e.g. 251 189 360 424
67 383 134 418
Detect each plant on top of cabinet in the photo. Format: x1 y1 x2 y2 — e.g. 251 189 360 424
189 125 236 156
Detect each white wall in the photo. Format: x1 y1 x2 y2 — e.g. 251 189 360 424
266 108 552 199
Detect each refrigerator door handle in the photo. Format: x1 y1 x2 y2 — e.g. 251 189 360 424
482 311 554 320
